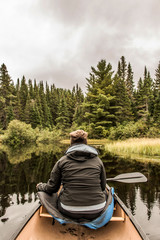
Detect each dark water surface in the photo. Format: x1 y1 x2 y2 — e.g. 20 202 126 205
0 143 160 240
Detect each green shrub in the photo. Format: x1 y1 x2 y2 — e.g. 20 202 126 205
108 120 148 140
146 126 160 138
36 127 62 144
0 128 4 134
2 120 36 146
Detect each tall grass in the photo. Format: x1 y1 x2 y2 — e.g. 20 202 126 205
105 138 160 156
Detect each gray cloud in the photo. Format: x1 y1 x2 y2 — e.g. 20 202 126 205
0 0 160 91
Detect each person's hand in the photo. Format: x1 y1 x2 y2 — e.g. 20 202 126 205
36 182 43 191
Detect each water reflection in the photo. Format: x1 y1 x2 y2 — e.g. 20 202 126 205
0 143 66 218
0 143 65 164
0 144 160 239
102 151 160 221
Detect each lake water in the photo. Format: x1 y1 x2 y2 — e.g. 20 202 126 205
0 143 160 240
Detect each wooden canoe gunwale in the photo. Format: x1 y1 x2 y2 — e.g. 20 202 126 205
10 202 41 240
113 193 149 240
105 184 149 240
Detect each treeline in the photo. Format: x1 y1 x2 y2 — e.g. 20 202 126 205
0 63 84 131
0 56 160 139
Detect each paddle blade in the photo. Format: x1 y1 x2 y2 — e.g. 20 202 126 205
107 172 147 183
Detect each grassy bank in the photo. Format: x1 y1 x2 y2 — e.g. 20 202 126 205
61 139 109 145
105 138 160 161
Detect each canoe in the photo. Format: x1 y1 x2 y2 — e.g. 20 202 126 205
12 186 149 240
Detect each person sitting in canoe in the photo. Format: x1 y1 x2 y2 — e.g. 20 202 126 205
36 130 107 221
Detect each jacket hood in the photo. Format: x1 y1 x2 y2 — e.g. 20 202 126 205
65 144 98 161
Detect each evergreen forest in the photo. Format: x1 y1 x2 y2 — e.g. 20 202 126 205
1 56 160 141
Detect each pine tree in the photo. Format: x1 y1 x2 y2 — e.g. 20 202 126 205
0 64 13 101
153 92 160 126
34 79 38 95
120 56 127 81
24 93 31 124
84 59 117 137
65 89 76 126
39 81 52 128
56 95 70 130
117 61 121 78
6 105 14 124
0 64 14 128
19 76 28 121
135 67 154 121
35 87 43 127
28 79 35 99
49 84 58 125
126 63 136 118
113 57 133 124
154 61 160 96
29 98 42 128
143 69 154 118
16 78 20 92
72 84 84 126
126 63 134 101
16 95 23 121
135 77 146 119
155 62 160 87
152 62 160 126
113 73 133 123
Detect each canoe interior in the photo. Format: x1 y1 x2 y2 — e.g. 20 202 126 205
16 201 144 240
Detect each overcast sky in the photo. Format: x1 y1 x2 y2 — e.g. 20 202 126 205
0 0 160 91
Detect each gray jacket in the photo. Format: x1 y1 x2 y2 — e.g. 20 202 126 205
37 144 106 206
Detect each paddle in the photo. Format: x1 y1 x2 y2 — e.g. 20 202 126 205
106 172 147 183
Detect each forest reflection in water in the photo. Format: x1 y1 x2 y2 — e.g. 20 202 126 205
0 143 160 240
